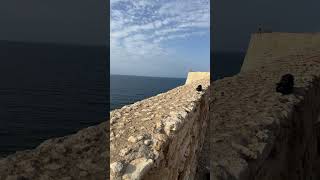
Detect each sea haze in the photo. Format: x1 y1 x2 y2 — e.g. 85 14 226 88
110 75 185 110
0 40 107 156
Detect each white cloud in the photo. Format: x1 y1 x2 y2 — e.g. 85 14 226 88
111 0 209 74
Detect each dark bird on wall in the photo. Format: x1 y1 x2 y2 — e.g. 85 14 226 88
196 85 202 92
276 74 294 95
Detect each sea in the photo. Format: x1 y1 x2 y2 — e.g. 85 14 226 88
110 75 186 110
212 52 246 80
0 41 107 156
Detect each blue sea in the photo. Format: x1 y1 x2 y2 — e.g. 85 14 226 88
110 75 185 110
0 41 107 156
212 52 245 80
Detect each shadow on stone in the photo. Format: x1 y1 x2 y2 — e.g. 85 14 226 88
293 87 306 96
125 164 136 174
276 74 294 95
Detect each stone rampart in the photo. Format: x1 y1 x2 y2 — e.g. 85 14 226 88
185 72 210 84
110 77 210 180
211 33 320 179
241 32 320 72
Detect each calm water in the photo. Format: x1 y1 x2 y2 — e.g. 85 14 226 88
0 41 107 156
212 52 246 80
110 75 185 110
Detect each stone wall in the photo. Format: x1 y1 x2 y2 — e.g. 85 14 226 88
110 78 210 180
185 72 210 84
0 121 108 180
210 34 320 179
241 32 320 72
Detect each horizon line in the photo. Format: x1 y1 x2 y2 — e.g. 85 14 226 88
0 39 107 47
110 73 187 79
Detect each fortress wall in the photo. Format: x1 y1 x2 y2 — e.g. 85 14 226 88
185 72 210 84
253 73 320 180
110 77 210 180
211 33 320 179
241 32 320 72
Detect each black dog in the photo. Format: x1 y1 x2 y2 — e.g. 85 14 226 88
276 74 294 95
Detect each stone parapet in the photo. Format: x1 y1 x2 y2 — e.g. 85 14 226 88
110 78 210 180
210 49 320 179
185 72 210 84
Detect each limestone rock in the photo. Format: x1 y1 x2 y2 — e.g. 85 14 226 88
231 142 257 160
120 148 131 157
123 158 153 180
162 116 183 136
110 161 124 177
144 140 152 146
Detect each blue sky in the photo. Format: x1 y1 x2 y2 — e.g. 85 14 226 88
110 0 210 78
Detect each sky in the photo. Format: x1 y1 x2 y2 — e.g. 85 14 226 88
0 0 106 45
110 0 210 78
213 0 320 52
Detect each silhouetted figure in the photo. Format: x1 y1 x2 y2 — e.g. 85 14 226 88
196 85 202 92
258 24 262 33
276 74 294 95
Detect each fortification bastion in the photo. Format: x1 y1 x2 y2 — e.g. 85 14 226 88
185 72 210 84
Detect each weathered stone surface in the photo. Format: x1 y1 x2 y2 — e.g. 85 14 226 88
210 33 320 180
110 161 124 177
185 72 210 84
144 140 152 146
123 158 153 180
110 77 210 180
120 148 131 157
0 122 108 180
